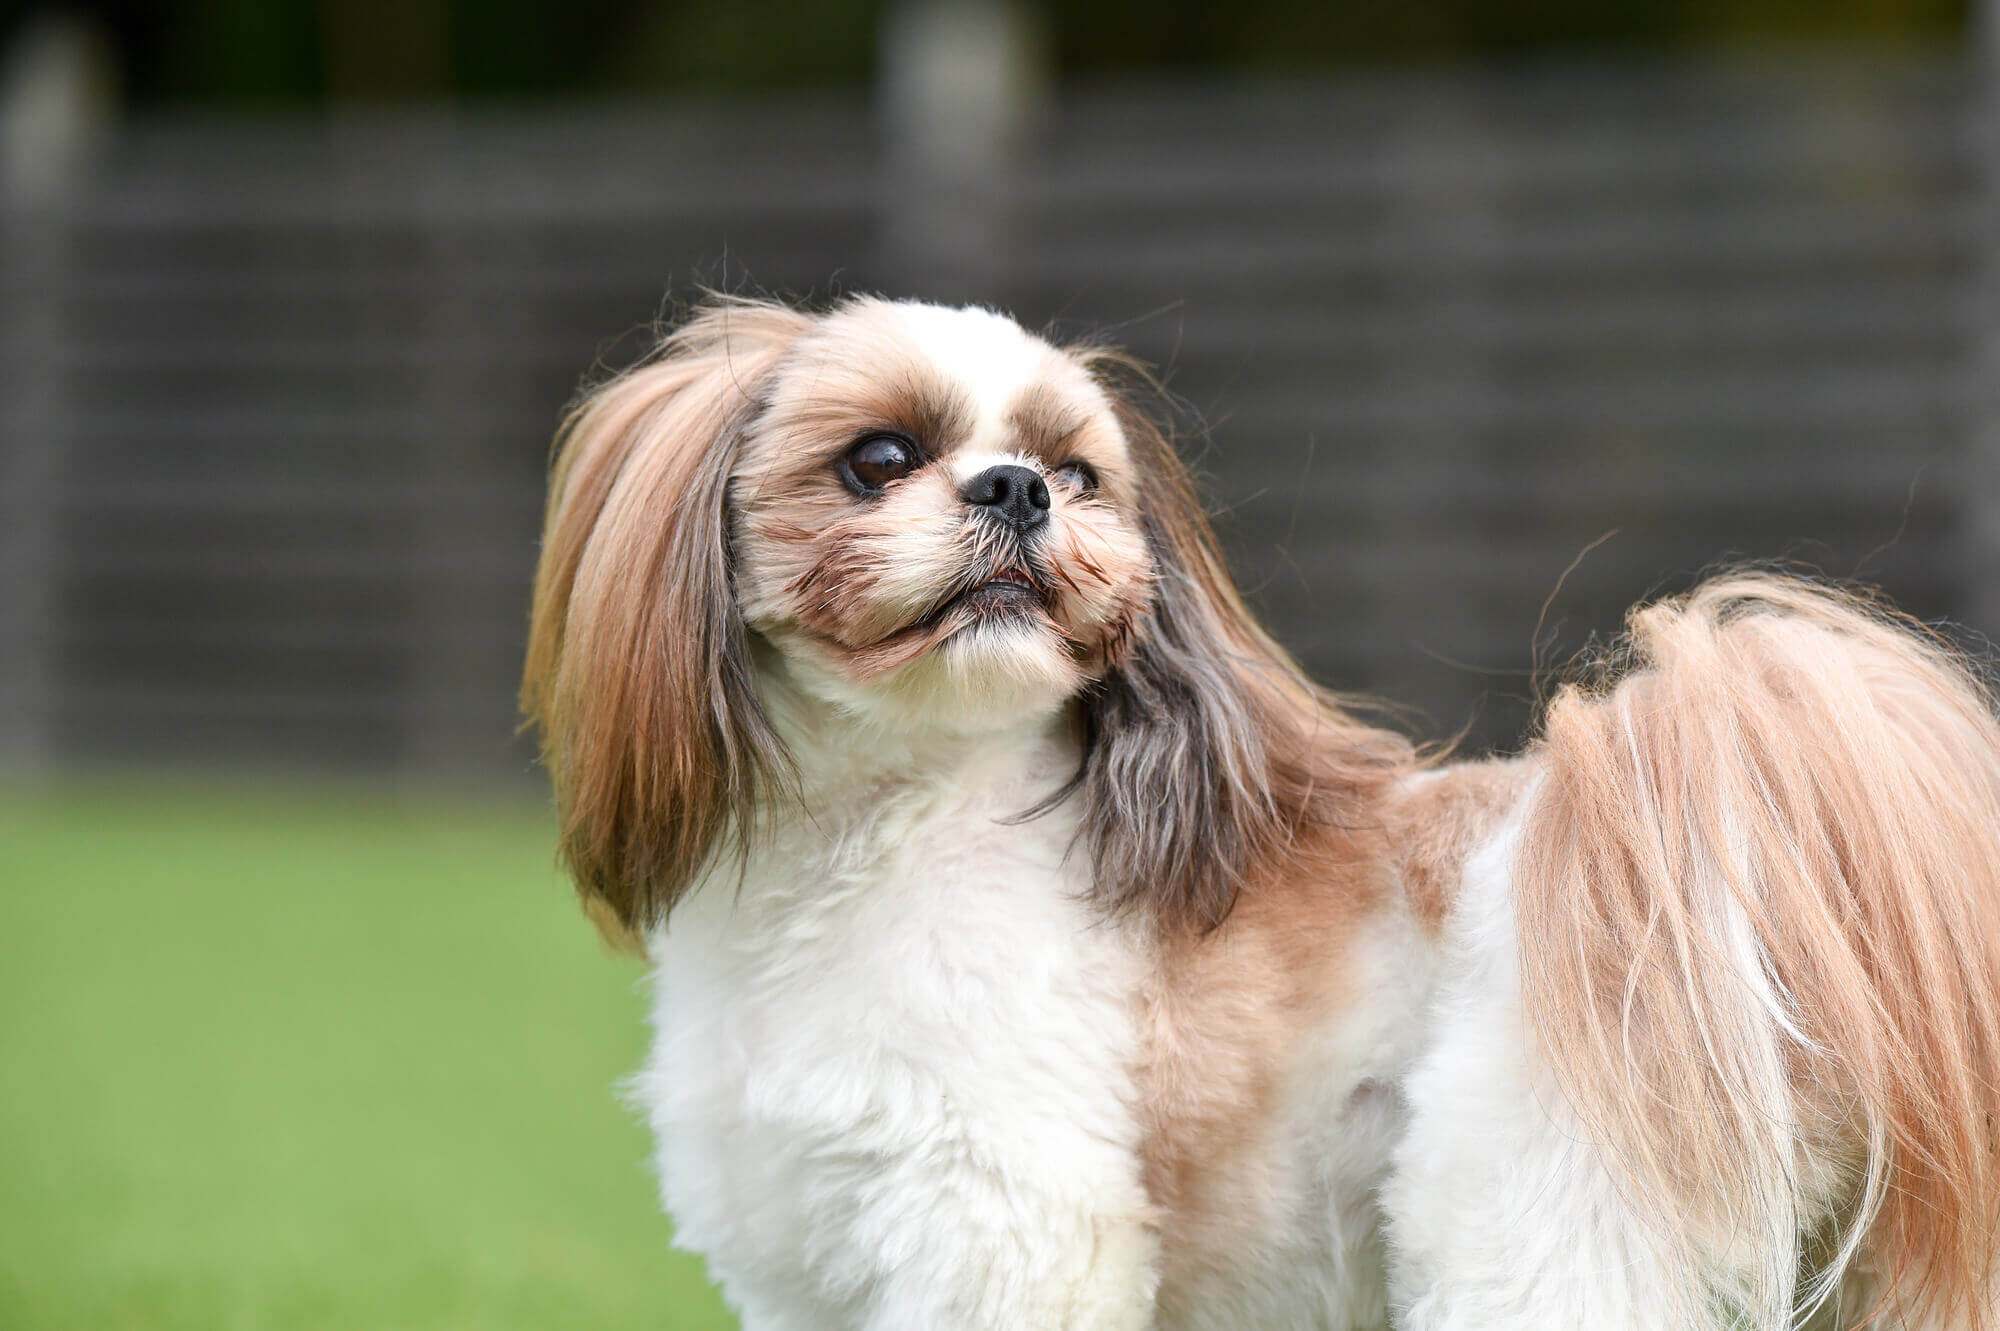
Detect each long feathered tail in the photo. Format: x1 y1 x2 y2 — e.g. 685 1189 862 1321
1517 572 2000 1330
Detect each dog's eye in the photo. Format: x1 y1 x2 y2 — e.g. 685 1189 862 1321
1053 460 1099 495
841 435 918 494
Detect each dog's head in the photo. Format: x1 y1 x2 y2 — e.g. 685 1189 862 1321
522 296 1401 948
729 298 1154 724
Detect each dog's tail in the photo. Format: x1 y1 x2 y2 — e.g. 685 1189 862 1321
1517 571 2000 1329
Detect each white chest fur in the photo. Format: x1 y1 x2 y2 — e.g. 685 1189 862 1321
632 727 1160 1331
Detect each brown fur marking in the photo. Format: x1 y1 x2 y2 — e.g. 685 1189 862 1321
772 347 977 467
1387 759 1532 936
1007 382 1093 462
1141 798 1404 1312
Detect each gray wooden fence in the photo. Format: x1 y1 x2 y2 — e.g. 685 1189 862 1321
1 43 1994 780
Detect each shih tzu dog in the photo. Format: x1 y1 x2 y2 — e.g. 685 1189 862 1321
520 295 2000 1330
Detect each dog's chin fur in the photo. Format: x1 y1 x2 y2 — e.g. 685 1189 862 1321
523 295 2000 1331
839 629 1081 732
762 614 1088 737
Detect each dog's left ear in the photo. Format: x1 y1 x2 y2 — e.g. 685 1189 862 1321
1070 355 1411 933
521 299 812 951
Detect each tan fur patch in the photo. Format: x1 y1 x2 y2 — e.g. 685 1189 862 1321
1141 797 1405 1311
764 354 975 472
1387 758 1532 936
1007 382 1092 461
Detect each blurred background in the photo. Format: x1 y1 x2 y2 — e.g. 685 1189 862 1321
2 1 1993 1327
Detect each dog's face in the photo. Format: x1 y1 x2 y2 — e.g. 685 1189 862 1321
730 301 1152 726
523 294 1377 944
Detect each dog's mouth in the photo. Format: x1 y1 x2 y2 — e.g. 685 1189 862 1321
935 566 1050 619
818 560 1082 679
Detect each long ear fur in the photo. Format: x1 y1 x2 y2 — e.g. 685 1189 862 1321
1517 571 2000 1329
521 298 812 950
1072 354 1416 933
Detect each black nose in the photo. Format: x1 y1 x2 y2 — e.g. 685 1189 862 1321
961 464 1050 531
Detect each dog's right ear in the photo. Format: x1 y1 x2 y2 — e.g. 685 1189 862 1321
521 299 812 951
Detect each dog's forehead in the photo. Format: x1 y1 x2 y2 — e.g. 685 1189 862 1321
774 298 1127 466
878 301 1056 416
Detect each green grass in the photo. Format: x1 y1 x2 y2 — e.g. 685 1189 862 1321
0 780 738 1331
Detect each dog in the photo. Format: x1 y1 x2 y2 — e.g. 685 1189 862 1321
520 294 2000 1330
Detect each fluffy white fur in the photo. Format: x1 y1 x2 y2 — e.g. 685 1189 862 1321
636 703 1159 1329
523 297 2000 1330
